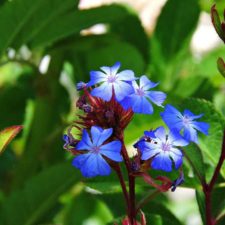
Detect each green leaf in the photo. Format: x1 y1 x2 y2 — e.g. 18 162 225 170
0 0 78 55
31 4 130 48
110 12 149 63
181 99 225 180
85 166 127 194
211 186 225 219
145 213 163 225
183 143 206 184
12 54 70 186
85 41 145 75
143 202 182 225
0 162 80 225
195 190 206 225
0 126 22 154
149 0 200 89
0 70 35 130
12 0 79 49
63 191 112 225
153 0 200 60
60 35 146 83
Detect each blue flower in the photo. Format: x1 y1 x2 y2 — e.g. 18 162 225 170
72 126 122 177
119 75 166 114
160 104 209 143
88 62 136 102
76 81 87 91
139 126 188 172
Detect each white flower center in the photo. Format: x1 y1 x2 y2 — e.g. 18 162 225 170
92 146 100 153
107 75 117 83
161 142 171 152
182 115 191 125
136 88 145 96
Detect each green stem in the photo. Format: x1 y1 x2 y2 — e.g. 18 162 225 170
136 190 160 214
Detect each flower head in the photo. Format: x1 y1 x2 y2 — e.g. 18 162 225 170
72 126 122 178
160 105 209 143
88 62 136 102
119 75 166 114
139 126 188 172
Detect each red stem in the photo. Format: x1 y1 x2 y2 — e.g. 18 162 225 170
209 130 225 191
118 132 136 225
203 129 225 225
114 164 130 215
129 174 136 224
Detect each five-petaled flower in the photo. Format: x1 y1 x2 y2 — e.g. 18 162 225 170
72 126 122 178
119 75 166 114
139 126 188 172
88 62 136 102
160 104 209 143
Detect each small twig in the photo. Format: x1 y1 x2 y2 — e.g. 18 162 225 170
136 190 160 214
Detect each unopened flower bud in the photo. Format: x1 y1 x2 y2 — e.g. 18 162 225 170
76 81 86 91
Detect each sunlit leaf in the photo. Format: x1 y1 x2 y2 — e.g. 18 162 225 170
0 0 79 55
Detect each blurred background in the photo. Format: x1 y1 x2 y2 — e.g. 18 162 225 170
0 0 225 224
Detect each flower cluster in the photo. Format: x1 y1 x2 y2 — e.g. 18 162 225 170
64 62 209 184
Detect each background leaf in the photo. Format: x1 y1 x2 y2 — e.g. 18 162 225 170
0 125 22 154
0 162 80 225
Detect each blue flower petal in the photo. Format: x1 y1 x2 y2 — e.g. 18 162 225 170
160 105 183 130
154 126 166 142
183 109 203 120
192 121 209 135
140 142 160 160
117 70 136 81
170 148 183 169
89 71 107 86
144 130 156 139
91 126 113 146
72 153 91 169
151 152 172 172
63 134 69 143
168 129 189 146
111 62 121 75
91 82 113 101
147 91 166 106
131 96 153 114
80 153 111 177
100 141 122 162
184 126 198 143
113 81 134 101
100 62 120 76
76 129 92 150
119 95 133 110
139 75 158 90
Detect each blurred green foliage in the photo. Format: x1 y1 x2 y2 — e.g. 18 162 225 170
0 0 225 224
